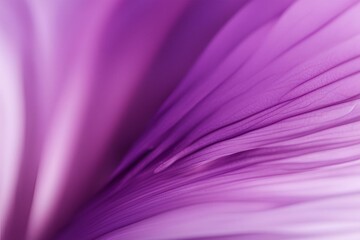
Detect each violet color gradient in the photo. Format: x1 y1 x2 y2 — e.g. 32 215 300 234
1 0 360 239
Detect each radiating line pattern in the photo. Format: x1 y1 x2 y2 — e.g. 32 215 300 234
1 0 360 240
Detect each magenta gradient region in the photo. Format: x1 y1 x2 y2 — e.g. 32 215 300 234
1 0 360 240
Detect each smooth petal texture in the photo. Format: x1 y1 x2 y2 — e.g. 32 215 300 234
1 0 360 240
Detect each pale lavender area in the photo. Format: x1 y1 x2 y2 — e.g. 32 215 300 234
1 0 360 240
